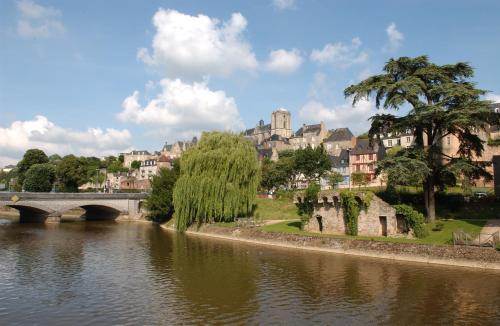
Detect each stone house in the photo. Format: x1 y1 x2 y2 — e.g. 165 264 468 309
120 178 151 191
349 139 386 186
290 122 329 149
122 150 156 168
139 159 158 180
380 130 414 149
157 155 174 170
323 128 356 155
440 103 500 187
294 191 401 237
321 149 351 189
161 137 197 159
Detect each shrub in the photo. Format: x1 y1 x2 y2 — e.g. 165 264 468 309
393 204 428 238
296 182 320 229
496 243 500 251
340 191 360 236
23 163 56 192
432 222 445 232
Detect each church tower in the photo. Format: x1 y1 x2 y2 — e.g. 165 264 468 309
271 108 292 138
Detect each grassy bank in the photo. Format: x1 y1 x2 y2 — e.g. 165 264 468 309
261 219 487 246
252 197 301 221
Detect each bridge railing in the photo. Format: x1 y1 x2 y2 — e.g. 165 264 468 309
0 192 148 201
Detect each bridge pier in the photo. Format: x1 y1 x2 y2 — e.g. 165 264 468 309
46 212 62 223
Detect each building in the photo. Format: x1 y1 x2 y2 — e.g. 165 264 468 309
105 172 130 191
1 165 16 173
161 137 197 159
290 122 329 149
120 178 150 191
122 150 156 168
244 108 293 145
323 128 356 155
440 103 500 187
138 159 158 180
349 139 386 186
322 149 351 189
380 130 414 148
157 155 174 170
295 191 405 237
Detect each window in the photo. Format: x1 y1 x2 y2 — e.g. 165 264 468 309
335 144 339 149
446 136 451 145
356 155 360 162
341 159 344 164
369 154 373 160
388 139 392 147
369 164 373 172
406 136 411 143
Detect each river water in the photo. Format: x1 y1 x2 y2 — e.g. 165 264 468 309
0 218 499 325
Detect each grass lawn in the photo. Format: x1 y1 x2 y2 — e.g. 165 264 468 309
261 219 487 246
252 197 301 221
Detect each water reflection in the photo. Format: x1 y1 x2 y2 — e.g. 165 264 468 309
0 220 498 325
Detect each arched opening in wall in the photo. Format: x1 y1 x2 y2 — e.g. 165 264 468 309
379 216 388 236
322 197 328 206
0 204 20 223
333 196 340 208
7 205 50 223
80 205 121 221
138 201 145 213
315 215 323 232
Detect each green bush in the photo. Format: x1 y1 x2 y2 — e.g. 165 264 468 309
296 182 320 229
23 163 56 192
393 204 428 238
432 221 445 231
340 191 360 236
496 243 500 251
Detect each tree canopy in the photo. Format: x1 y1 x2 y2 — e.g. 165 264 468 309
17 149 49 187
173 132 259 232
23 163 56 192
146 160 180 223
345 55 499 221
294 145 331 182
56 155 88 192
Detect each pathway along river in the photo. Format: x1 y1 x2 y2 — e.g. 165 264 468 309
0 218 499 325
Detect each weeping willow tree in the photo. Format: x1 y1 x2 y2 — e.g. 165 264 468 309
173 132 260 232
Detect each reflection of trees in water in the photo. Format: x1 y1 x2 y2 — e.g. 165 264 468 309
387 267 500 325
170 234 259 324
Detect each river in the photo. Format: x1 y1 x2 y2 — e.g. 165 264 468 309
0 218 499 325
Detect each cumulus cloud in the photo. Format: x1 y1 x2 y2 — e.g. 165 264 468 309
16 0 64 38
264 49 302 74
299 98 380 134
0 116 132 166
272 0 295 10
118 78 244 140
486 93 500 103
310 38 368 68
137 9 258 79
385 22 403 51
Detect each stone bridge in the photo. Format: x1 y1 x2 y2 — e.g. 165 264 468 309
0 192 148 223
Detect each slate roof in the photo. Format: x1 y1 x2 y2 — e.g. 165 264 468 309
350 139 380 155
244 123 271 136
294 124 322 137
325 128 354 142
329 149 350 168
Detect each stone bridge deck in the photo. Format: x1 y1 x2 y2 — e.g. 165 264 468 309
0 192 148 223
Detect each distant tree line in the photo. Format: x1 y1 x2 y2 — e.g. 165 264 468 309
2 149 129 193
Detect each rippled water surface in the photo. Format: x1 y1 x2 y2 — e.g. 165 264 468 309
0 218 499 325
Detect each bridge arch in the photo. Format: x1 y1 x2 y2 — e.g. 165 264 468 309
58 202 126 221
1 203 55 223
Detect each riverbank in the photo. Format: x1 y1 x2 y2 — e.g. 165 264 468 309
161 223 500 270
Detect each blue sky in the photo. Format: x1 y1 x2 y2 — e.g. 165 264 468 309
1 0 500 165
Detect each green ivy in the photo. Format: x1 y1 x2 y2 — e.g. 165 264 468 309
393 204 428 238
296 182 321 229
340 191 360 236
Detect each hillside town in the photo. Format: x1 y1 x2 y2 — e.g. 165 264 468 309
6 104 497 194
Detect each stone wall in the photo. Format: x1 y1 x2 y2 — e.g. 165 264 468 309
295 191 399 237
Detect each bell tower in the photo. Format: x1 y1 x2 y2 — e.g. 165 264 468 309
271 108 292 138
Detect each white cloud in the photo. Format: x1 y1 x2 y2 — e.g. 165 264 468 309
0 116 132 166
308 72 334 99
16 0 64 38
310 38 368 68
137 9 258 79
272 0 295 10
385 22 403 51
118 78 244 140
486 93 500 103
264 49 302 74
299 98 379 134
